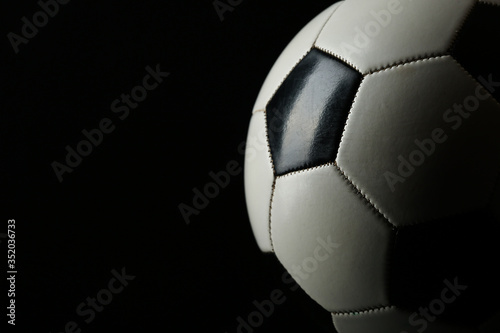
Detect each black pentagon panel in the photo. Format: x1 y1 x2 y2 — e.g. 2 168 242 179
388 209 500 328
450 3 500 102
266 48 362 176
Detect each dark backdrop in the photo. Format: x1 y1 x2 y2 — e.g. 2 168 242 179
1 1 340 332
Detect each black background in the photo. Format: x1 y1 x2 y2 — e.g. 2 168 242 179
1 0 340 332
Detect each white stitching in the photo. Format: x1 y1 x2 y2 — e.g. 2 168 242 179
336 76 364 161
446 0 478 52
276 162 335 179
334 163 395 227
313 45 361 72
312 1 345 46
366 55 450 76
268 177 277 252
332 305 395 316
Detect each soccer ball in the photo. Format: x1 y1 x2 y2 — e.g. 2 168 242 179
243 0 500 332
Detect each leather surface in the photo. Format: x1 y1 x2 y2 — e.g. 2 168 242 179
244 0 500 331
266 49 362 176
336 56 500 226
315 0 475 74
271 164 392 311
244 111 274 252
245 1 343 252
252 2 343 112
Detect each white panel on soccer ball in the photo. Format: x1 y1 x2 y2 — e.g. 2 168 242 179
336 56 500 226
244 111 275 252
252 2 344 112
271 164 392 312
314 0 475 74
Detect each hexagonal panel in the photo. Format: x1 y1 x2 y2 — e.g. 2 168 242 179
252 2 344 112
266 49 362 176
450 2 500 102
271 164 393 312
315 0 475 74
336 56 500 226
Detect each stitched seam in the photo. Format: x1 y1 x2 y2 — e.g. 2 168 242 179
268 177 276 252
313 46 360 72
263 109 276 252
334 160 397 316
446 0 478 52
312 1 344 46
276 162 335 179
263 110 276 175
337 76 364 158
276 161 395 227
367 57 499 227
265 49 311 109
265 0 345 109
330 311 338 332
439 59 500 218
275 161 397 318
332 305 395 316
314 1 481 75
367 55 449 76
449 57 500 107
252 108 265 114
334 162 395 228
273 165 396 316
262 3 344 176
